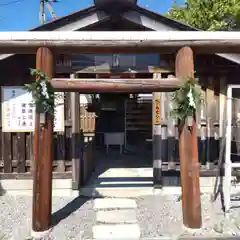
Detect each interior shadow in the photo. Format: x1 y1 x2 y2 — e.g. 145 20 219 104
162 175 181 187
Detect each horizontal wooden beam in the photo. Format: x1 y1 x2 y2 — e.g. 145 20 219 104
1 31 240 53
50 77 180 93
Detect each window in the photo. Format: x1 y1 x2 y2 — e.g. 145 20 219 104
68 54 162 70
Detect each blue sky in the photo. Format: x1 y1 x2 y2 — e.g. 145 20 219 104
0 0 183 31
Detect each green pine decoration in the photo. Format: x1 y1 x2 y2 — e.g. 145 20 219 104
171 76 201 122
24 68 55 116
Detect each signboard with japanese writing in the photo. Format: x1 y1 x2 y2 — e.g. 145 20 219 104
153 94 161 125
54 92 65 132
1 86 64 132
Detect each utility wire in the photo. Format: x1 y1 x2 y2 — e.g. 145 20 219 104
0 0 25 7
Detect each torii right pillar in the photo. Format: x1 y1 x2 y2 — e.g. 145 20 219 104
175 46 202 229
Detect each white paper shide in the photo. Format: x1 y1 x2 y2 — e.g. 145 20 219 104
1 86 64 132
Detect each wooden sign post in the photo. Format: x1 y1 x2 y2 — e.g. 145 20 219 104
153 86 162 188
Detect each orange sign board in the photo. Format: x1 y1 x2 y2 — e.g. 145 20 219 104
154 96 161 125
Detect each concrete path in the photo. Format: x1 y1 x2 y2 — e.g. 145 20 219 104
79 150 235 198
79 151 157 198
94 198 137 209
93 198 141 239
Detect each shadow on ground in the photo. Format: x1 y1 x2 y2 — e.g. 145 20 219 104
51 196 90 226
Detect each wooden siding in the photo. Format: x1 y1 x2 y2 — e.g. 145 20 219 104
0 92 96 177
80 105 96 133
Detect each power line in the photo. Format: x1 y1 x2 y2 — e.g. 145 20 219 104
0 0 25 7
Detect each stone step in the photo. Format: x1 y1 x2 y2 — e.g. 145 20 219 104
94 198 137 210
80 185 218 198
80 186 157 198
97 181 152 186
96 209 137 224
93 224 140 239
98 168 152 178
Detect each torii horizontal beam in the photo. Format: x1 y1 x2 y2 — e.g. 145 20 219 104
50 77 180 92
1 31 240 53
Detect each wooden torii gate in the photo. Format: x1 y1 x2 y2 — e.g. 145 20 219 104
2 31 239 237
32 48 200 238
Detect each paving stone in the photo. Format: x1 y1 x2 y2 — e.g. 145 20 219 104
96 209 137 224
93 224 140 239
94 198 137 210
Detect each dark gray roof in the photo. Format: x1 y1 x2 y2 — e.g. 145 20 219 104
30 3 196 32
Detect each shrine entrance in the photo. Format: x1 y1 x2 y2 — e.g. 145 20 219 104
72 71 157 198
0 30 218 235
55 71 179 195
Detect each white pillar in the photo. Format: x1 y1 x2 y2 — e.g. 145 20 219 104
224 85 233 213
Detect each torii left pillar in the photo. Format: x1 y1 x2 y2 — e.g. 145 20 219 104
176 46 202 228
32 47 54 238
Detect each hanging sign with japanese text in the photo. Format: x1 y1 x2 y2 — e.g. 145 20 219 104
153 94 161 125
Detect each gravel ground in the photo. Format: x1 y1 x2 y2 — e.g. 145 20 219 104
136 193 240 239
2 194 240 239
0 195 96 240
